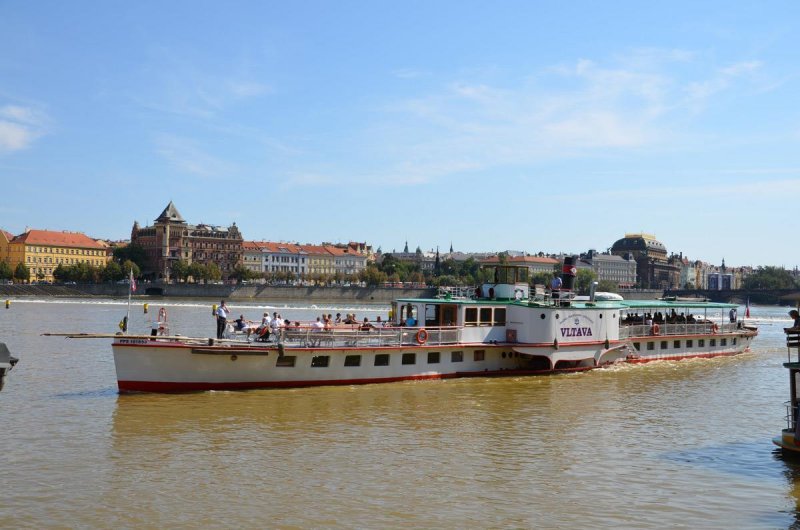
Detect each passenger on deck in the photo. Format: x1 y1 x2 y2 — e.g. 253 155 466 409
312 317 324 331
335 313 342 324
406 314 416 327
234 315 254 338
360 317 375 331
787 310 800 331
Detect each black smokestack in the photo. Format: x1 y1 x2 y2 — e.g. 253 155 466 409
561 256 577 291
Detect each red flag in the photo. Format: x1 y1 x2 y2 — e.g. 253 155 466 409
745 297 750 318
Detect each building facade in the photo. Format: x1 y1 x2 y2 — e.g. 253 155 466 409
6 229 109 283
579 249 637 288
610 233 680 289
131 202 244 281
479 255 560 277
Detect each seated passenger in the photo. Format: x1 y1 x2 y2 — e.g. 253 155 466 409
360 317 375 331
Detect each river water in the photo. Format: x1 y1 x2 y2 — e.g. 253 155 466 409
1 298 799 528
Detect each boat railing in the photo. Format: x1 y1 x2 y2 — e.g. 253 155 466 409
619 322 737 339
436 286 477 300
785 401 797 431
278 326 462 348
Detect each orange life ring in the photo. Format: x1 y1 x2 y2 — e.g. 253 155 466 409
415 328 428 345
652 323 660 335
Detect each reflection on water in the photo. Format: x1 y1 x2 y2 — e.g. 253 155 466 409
2 300 800 527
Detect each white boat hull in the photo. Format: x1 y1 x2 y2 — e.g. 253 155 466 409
112 328 758 392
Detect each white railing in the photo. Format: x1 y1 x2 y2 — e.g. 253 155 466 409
619 322 739 339
436 286 477 300
275 326 462 348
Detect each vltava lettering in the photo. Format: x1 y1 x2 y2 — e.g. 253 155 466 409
561 327 593 337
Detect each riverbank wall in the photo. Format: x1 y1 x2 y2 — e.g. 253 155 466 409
0 284 435 304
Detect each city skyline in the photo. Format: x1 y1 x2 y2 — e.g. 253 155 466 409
1 2 798 266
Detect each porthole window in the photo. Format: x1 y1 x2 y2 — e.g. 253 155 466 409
540 314 546 319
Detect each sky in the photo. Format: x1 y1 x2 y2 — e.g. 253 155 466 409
1 1 798 267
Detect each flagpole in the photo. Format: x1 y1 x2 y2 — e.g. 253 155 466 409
126 269 133 335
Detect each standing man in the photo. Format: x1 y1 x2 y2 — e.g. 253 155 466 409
729 307 737 323
216 300 230 339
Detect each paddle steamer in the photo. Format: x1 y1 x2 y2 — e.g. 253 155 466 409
106 259 758 392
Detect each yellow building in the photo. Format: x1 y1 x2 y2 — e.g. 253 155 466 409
7 229 109 283
0 229 12 263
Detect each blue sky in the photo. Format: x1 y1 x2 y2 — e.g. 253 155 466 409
1 1 798 267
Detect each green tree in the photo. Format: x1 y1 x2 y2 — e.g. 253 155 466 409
121 260 140 280
743 266 797 290
206 263 222 282
531 272 552 288
0 260 12 280
113 243 148 271
188 262 207 283
230 264 254 283
13 262 30 283
102 261 124 282
596 280 619 293
171 260 190 283
574 269 598 295
359 265 388 286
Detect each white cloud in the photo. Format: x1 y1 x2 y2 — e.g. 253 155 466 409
358 50 772 185
0 105 48 153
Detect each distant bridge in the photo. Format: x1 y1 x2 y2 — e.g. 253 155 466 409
663 288 800 305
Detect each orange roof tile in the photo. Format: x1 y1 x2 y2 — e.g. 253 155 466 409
11 229 106 249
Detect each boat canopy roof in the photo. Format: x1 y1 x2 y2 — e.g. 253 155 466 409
618 300 739 310
394 297 739 310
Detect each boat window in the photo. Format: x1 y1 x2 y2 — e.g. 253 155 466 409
661 341 668 349
647 342 655 351
721 338 727 346
465 307 478 326
474 349 485 362
710 339 716 347
733 338 737 345
425 304 440 327
686 340 693 348
441 305 457 326
479 308 492 326
311 355 330 367
276 356 296 367
699 339 705 347
451 351 463 362
402 353 416 365
673 340 680 349
427 351 440 364
494 308 506 326
402 304 417 324
344 355 361 367
374 354 390 366
634 343 641 351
